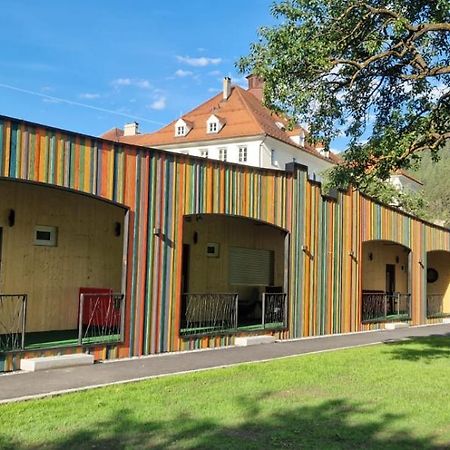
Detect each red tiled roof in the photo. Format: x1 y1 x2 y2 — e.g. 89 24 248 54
395 170 423 185
100 127 124 141
107 85 338 164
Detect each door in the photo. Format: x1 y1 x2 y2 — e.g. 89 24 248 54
386 264 396 314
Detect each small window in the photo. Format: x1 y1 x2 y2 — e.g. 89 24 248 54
271 149 276 166
208 122 218 133
34 226 57 247
176 126 185 136
299 134 305 147
238 146 247 163
427 268 439 283
206 243 219 258
201 149 209 158
219 147 227 161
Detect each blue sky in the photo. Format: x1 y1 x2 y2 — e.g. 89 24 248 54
0 1 277 135
0 1 352 151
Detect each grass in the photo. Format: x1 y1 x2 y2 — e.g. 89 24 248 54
1 336 450 449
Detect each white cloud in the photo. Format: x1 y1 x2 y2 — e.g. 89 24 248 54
149 96 166 110
208 70 221 76
42 97 61 104
79 93 100 100
176 55 222 67
175 69 193 77
111 78 152 89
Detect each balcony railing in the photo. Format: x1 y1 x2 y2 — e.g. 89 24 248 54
78 293 125 345
262 293 288 329
180 292 288 337
0 294 27 351
427 294 448 318
362 292 411 323
181 293 239 336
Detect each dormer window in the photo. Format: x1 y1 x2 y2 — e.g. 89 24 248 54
207 114 225 134
174 118 192 137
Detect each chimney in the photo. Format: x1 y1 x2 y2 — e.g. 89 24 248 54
123 122 139 136
223 77 231 101
246 74 265 101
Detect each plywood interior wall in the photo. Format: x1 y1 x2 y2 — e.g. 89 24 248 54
0 181 125 332
362 241 409 293
427 251 450 313
182 215 286 301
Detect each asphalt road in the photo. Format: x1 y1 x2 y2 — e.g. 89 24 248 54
1 323 449 404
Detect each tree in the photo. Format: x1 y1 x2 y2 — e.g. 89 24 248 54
238 0 450 192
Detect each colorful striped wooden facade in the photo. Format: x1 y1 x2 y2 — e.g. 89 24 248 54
0 115 449 369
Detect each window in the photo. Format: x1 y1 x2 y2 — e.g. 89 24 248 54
271 149 276 166
201 149 209 158
208 122 218 133
219 147 227 161
238 146 247 162
34 225 57 247
176 126 185 136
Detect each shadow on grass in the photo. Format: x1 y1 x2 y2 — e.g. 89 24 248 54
0 397 447 450
384 334 450 362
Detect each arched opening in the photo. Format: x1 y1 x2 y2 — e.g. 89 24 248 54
0 179 128 352
426 250 450 318
180 214 289 336
361 240 411 323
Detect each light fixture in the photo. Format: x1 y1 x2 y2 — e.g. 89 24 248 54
114 222 121 237
8 209 15 227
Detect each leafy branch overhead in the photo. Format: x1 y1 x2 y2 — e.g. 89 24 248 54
238 0 450 188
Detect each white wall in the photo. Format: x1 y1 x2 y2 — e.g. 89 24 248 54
156 135 335 179
389 174 422 193
262 137 335 180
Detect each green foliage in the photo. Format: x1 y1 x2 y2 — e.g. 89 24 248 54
239 0 450 188
414 145 450 226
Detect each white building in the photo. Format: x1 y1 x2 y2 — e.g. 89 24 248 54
101 76 339 181
101 75 422 191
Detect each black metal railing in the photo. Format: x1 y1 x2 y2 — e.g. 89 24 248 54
0 294 27 351
427 294 448 318
362 292 411 323
262 293 288 329
78 293 125 345
181 293 238 336
180 292 288 336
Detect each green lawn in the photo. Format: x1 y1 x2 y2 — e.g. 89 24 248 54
1 336 450 449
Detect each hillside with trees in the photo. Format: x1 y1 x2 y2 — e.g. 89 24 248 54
414 146 450 227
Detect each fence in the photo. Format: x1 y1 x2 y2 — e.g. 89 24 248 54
0 294 27 351
262 293 288 329
180 292 288 336
362 292 411 323
78 293 125 345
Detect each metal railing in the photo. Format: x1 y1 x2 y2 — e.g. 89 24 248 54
180 292 288 336
427 294 448 318
181 293 238 336
0 294 27 351
78 293 125 345
262 293 288 329
362 292 411 323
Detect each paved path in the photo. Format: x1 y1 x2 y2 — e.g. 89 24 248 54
1 323 449 404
